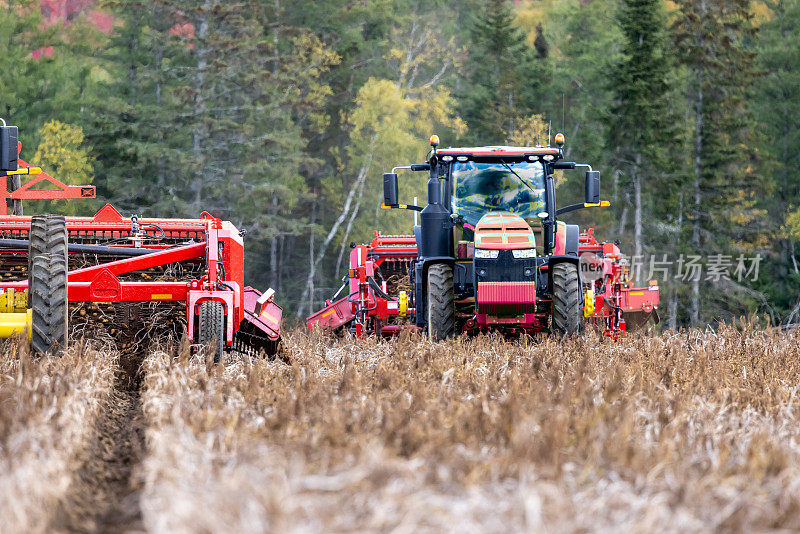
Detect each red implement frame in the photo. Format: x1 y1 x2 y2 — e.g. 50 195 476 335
0 204 281 346
306 232 419 336
1 156 96 215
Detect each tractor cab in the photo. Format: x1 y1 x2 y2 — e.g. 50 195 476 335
447 150 546 227
442 148 549 253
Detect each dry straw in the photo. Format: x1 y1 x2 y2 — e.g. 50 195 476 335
136 326 800 532
0 339 117 533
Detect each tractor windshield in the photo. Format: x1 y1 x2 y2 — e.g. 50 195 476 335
451 160 546 227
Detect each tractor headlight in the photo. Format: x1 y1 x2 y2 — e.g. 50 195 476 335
475 248 500 259
511 249 536 259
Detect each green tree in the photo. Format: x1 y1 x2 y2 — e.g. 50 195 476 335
91 0 189 214
295 70 465 316
538 0 622 220
459 0 545 144
607 0 673 260
753 0 800 321
30 120 94 215
672 0 764 325
0 2 106 147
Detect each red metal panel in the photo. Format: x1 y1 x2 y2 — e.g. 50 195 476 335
1 279 191 302
621 287 659 312
476 281 536 315
241 287 281 340
306 296 355 331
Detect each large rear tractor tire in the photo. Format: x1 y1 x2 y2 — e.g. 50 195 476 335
426 263 455 342
30 253 68 356
198 300 226 363
550 262 583 337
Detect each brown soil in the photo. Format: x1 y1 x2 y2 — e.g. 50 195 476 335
50 350 145 533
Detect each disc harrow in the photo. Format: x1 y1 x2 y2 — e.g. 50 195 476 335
0 122 282 359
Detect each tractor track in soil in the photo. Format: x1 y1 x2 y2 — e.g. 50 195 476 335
50 348 147 533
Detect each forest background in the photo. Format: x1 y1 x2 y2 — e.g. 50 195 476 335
2 0 798 327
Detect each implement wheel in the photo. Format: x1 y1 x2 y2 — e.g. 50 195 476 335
550 262 583 337
198 300 225 363
426 263 455 342
28 215 67 306
30 254 68 356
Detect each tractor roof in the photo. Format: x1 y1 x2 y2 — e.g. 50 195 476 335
436 146 561 157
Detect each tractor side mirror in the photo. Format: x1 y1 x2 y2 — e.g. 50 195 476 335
585 170 600 204
0 126 19 173
383 172 399 206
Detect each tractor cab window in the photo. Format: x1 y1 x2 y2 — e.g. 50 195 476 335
451 160 546 227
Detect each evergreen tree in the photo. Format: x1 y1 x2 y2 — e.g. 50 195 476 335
672 0 763 325
459 0 544 144
91 0 188 214
753 0 800 321
539 0 622 226
607 0 673 260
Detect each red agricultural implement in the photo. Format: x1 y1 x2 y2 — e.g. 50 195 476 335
308 135 659 339
307 232 418 337
0 122 281 359
578 229 659 339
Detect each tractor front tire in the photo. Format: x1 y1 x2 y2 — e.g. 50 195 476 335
551 262 583 337
30 254 68 356
198 300 226 363
426 263 455 342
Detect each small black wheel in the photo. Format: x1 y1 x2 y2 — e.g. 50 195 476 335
198 300 226 362
550 262 583 337
426 263 455 341
30 253 68 356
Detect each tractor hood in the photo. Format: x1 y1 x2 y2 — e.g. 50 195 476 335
474 212 536 250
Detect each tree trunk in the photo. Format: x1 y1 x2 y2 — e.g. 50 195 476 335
154 23 165 189
690 75 702 327
667 289 678 330
295 146 375 318
334 176 368 276
618 205 628 238
11 176 22 215
192 1 211 211
269 196 278 277
306 195 317 316
278 233 285 290
633 153 642 260
690 6 704 326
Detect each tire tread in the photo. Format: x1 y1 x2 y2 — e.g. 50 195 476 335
550 262 582 337
427 264 455 341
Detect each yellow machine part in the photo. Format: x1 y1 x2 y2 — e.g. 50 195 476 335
0 289 32 339
0 309 32 339
0 288 27 313
398 291 409 317
584 289 595 317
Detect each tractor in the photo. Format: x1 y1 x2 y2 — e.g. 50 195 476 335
308 134 659 339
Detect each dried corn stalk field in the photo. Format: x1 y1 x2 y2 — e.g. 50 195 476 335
2 326 800 532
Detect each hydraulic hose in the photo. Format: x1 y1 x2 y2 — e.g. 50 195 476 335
0 238 157 257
